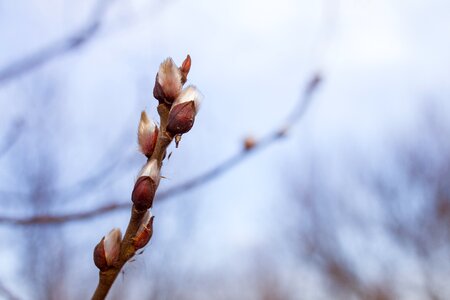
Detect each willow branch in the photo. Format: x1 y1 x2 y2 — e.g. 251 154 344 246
0 0 116 85
0 73 322 226
92 102 173 300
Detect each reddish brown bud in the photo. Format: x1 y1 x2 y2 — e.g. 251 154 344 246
132 177 157 210
166 85 203 136
153 76 165 103
138 111 159 158
244 136 257 150
134 211 155 249
93 237 107 271
131 160 160 211
180 54 191 84
93 228 122 271
167 101 197 135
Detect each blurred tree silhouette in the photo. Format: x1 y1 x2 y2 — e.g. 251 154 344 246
287 106 450 300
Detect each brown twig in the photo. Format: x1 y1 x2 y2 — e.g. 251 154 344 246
0 73 322 226
0 0 116 85
91 102 173 300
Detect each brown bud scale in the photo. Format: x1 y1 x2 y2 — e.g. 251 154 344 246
143 126 159 158
134 216 155 249
153 76 166 104
166 101 196 135
93 238 108 271
180 55 191 84
132 177 157 211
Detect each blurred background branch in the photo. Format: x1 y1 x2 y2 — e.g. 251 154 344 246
0 0 116 85
0 279 20 300
0 119 25 159
0 73 322 225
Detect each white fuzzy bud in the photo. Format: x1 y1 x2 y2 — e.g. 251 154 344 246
137 111 158 157
138 159 160 186
153 57 183 104
173 85 203 112
104 228 122 266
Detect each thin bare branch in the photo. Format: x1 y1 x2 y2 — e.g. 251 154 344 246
0 73 322 225
92 70 180 298
0 202 127 225
0 0 116 85
0 279 20 300
158 73 322 200
0 95 140 201
0 119 25 158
